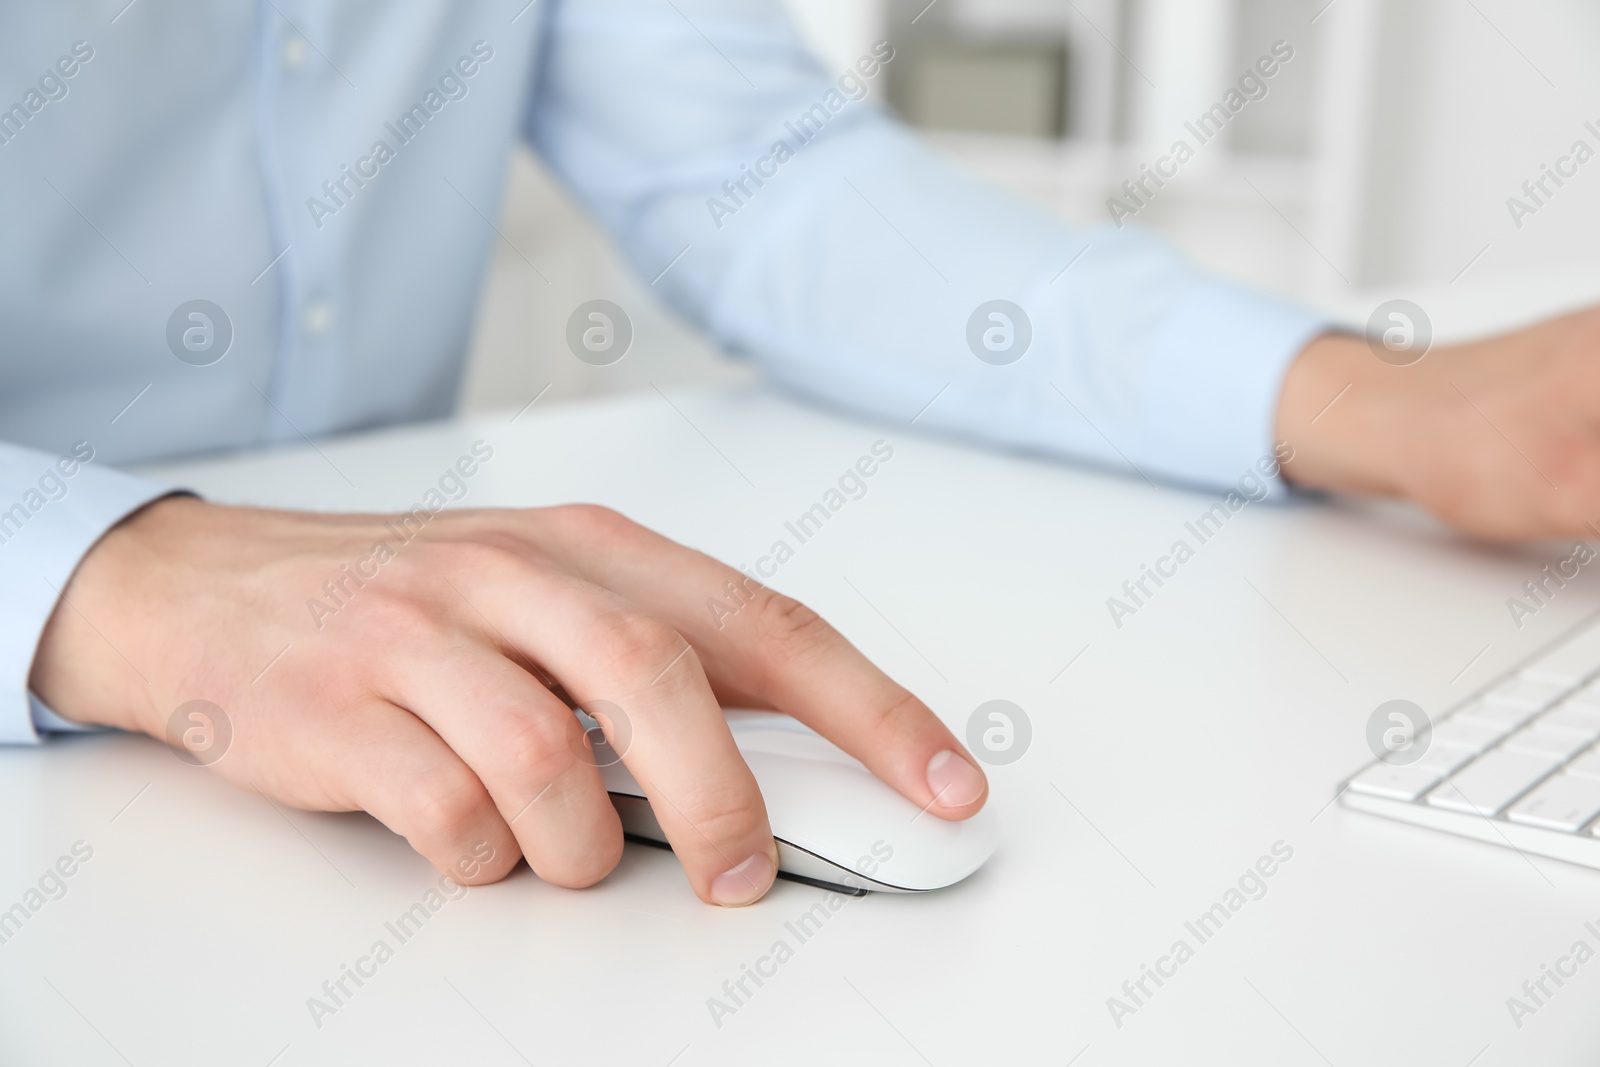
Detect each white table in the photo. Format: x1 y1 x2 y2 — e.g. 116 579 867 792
4 383 1598 1066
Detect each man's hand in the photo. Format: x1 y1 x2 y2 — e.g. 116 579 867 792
30 498 987 905
1276 306 1600 541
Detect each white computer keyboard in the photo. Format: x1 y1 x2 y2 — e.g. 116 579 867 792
1342 613 1600 870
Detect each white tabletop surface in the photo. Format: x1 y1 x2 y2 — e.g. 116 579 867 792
4 382 1600 1066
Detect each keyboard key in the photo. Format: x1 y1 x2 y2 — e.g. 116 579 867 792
1429 717 1511 752
1504 728 1593 761
1454 701 1539 733
1535 703 1600 740
1510 774 1600 832
1485 676 1571 712
1413 745 1475 775
1522 624 1600 687
1347 762 1445 802
1566 749 1600 780
1427 749 1561 815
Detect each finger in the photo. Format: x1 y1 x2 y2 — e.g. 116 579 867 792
538 507 987 819
451 550 778 907
388 639 625 890
299 698 520 885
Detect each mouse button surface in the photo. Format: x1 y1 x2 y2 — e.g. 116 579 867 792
875 804 1001 890
751 749 1000 890
741 752 912 856
723 709 820 736
740 752 999 890
731 729 865 767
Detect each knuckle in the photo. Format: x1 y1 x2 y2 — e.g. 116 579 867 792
496 715 575 786
556 503 636 540
402 767 492 844
750 591 837 666
597 610 688 679
871 686 932 741
677 782 763 846
361 588 443 641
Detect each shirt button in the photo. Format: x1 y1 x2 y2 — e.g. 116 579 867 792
303 301 334 337
282 33 309 70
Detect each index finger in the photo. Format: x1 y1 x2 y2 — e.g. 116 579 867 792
536 507 988 820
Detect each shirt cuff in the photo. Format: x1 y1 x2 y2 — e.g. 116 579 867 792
1138 276 1334 495
0 444 178 744
30 693 103 735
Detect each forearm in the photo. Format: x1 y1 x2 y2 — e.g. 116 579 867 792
530 0 1330 493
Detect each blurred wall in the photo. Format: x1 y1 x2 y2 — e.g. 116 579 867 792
1355 1 1600 286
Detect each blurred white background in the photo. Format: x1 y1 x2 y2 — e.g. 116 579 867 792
458 0 1600 415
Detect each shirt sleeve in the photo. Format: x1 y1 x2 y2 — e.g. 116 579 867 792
523 0 1332 493
0 441 175 744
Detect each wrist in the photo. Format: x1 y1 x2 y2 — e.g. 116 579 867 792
29 494 203 734
1274 331 1425 498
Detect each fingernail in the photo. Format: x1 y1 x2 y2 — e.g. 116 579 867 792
710 849 776 907
926 750 985 808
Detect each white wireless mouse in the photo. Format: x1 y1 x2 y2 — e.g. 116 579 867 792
586 709 1000 894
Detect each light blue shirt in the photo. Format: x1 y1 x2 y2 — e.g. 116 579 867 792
0 0 1329 742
